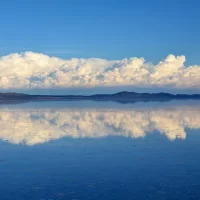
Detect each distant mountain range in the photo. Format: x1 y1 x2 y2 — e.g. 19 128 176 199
0 91 200 102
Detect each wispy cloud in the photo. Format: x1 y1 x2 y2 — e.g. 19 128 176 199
44 49 82 54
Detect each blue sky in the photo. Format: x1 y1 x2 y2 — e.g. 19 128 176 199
0 0 200 94
0 0 200 64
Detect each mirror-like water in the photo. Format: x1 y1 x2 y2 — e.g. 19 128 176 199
0 101 200 199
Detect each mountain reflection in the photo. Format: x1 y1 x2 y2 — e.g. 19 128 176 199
0 104 200 145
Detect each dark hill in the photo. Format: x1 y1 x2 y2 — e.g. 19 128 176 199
0 91 200 102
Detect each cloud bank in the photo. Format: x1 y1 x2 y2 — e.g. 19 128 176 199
0 52 200 89
0 105 200 145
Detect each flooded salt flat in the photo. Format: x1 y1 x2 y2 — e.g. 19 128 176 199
0 101 200 199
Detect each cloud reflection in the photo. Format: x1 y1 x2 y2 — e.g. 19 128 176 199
0 105 200 145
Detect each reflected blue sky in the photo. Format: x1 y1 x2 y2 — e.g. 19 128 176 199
0 101 200 199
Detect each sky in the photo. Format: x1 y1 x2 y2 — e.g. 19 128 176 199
0 0 200 94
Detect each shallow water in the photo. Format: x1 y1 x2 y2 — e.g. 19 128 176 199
0 101 200 199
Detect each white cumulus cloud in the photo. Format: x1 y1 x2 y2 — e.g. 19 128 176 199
0 51 199 89
0 104 200 145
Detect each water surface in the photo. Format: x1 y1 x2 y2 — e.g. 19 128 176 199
0 101 200 199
